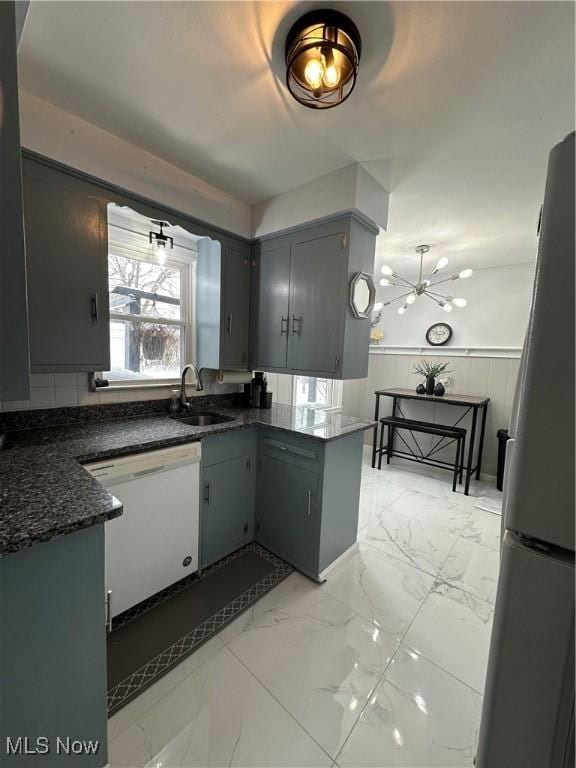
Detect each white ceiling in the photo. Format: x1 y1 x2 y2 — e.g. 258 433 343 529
18 1 574 271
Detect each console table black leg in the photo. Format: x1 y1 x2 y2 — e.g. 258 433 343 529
388 396 398 465
464 408 478 495
476 404 488 480
372 394 381 468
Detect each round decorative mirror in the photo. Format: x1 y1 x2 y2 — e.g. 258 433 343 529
349 272 376 318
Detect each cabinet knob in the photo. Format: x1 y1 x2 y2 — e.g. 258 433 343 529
307 490 312 516
292 315 301 335
280 315 289 335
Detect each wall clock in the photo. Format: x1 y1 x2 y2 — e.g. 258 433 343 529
426 322 452 346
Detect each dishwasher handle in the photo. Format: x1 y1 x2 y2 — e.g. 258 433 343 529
132 465 166 479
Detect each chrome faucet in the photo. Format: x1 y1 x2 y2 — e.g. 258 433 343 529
180 364 204 409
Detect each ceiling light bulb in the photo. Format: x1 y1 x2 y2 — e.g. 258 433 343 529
406 294 416 304
304 58 325 89
379 278 393 287
398 305 407 315
459 268 473 279
323 64 341 87
435 257 449 271
452 297 467 307
381 265 394 276
373 301 384 311
442 302 453 312
156 250 167 266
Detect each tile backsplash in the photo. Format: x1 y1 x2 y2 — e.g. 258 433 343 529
0 370 240 412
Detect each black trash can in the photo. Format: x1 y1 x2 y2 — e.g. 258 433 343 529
496 428 510 491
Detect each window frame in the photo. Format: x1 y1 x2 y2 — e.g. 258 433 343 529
102 221 197 388
292 376 343 412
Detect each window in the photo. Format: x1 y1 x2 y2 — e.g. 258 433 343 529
293 376 342 410
105 206 196 384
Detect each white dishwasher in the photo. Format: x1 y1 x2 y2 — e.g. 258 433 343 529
86 442 201 627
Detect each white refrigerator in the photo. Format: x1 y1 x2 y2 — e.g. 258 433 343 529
476 131 575 767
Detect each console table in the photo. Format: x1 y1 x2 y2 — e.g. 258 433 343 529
372 388 490 495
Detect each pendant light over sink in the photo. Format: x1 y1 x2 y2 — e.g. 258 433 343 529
148 220 173 265
285 9 362 109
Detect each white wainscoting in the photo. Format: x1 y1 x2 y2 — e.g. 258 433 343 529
342 352 521 478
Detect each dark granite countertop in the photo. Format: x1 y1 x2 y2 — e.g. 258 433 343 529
1 403 374 556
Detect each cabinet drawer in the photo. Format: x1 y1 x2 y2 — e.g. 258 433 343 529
258 429 323 471
201 427 257 467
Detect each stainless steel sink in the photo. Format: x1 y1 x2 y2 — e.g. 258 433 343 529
170 411 235 427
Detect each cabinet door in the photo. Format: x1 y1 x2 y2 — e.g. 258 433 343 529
256 455 318 574
23 173 110 372
254 245 291 370
222 245 250 369
0 2 30 400
287 232 347 374
201 454 255 568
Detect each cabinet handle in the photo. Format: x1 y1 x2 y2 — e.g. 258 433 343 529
91 292 100 322
292 315 301 335
204 482 210 505
280 315 289 335
307 490 312 516
227 313 233 336
106 590 113 633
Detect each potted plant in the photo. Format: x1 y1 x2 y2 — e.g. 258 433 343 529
413 360 452 395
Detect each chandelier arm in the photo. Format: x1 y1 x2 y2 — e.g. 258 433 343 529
423 291 445 307
394 275 417 289
427 276 457 288
385 291 416 305
426 289 450 300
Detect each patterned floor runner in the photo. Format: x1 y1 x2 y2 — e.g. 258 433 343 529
107 543 292 715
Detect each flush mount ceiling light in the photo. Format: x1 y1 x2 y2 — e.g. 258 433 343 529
378 245 473 316
285 9 362 109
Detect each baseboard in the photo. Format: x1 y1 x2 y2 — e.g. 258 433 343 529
317 541 359 582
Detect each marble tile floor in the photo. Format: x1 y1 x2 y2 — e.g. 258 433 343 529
108 449 501 768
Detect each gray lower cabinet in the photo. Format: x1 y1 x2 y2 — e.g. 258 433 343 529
22 162 110 373
197 240 251 371
253 214 378 379
255 429 363 579
0 525 108 767
200 429 257 568
200 427 363 580
256 454 318 575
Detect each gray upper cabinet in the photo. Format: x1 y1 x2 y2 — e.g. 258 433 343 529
288 231 346 374
22 163 110 373
253 244 290 370
253 214 377 380
197 239 251 371
222 244 251 368
0 2 30 401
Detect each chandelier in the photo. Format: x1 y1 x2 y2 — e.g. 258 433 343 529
377 245 473 315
